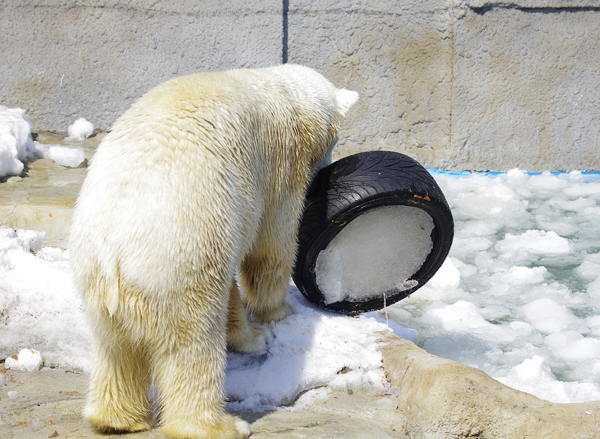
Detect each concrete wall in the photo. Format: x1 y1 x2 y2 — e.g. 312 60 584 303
1 0 599 171
453 1 600 171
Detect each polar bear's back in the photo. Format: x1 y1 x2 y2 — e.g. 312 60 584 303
69 65 350 304
70 72 275 299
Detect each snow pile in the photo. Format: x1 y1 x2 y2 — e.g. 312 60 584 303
0 108 87 174
0 107 37 177
315 206 434 304
387 170 600 403
65 117 94 141
225 294 394 410
5 348 43 372
0 226 92 371
34 143 86 168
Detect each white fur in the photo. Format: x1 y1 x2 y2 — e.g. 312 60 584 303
69 64 357 438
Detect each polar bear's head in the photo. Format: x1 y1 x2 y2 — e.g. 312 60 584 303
316 88 359 171
269 65 358 176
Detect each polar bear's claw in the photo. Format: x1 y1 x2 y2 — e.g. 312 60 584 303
228 321 273 353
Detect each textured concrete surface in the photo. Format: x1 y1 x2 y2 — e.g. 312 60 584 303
2 1 600 170
3 335 600 438
288 1 454 168
0 1 282 130
452 3 600 171
0 363 405 439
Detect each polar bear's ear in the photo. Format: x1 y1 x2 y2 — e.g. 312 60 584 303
335 89 359 117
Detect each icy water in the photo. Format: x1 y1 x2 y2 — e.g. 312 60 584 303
383 170 600 403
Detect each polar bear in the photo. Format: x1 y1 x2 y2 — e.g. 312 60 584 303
69 64 358 438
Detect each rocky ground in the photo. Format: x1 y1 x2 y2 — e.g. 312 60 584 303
3 336 600 438
0 130 98 249
0 366 405 439
2 132 600 438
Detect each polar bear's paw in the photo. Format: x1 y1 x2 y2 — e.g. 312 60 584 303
233 417 252 438
228 321 273 353
162 414 250 439
84 405 152 434
254 300 295 324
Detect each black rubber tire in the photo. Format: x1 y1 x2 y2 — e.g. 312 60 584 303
292 151 454 315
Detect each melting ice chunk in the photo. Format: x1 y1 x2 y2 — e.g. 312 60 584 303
315 205 434 304
47 145 85 168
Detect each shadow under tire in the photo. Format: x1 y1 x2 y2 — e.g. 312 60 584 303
293 151 454 315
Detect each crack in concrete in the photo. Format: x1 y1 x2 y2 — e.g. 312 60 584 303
469 3 600 15
282 0 289 64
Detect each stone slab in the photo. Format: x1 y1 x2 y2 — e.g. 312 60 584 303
381 334 600 439
0 367 406 439
3 335 600 438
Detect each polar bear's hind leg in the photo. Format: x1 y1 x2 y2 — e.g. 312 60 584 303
83 308 153 433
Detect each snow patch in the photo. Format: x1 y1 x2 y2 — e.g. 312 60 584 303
65 118 94 141
5 348 43 372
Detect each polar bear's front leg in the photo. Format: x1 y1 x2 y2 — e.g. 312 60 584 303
239 214 297 324
227 281 273 353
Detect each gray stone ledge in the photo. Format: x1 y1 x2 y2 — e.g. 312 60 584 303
381 334 600 439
